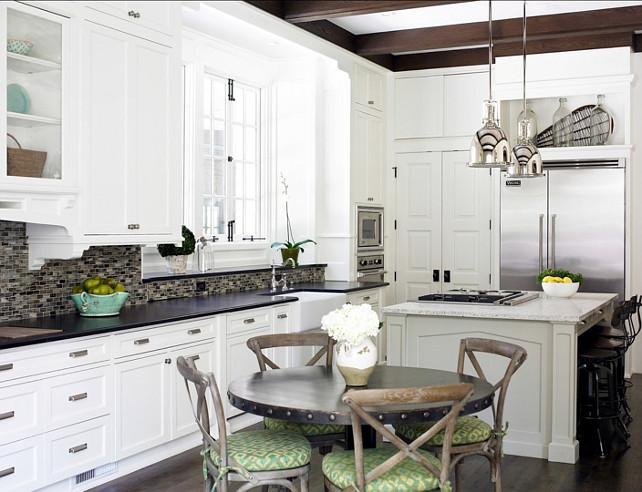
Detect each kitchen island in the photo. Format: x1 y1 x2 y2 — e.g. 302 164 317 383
382 292 617 464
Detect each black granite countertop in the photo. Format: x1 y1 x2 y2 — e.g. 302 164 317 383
0 281 388 350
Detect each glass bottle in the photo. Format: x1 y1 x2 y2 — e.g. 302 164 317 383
590 94 612 146
552 97 572 147
516 99 537 146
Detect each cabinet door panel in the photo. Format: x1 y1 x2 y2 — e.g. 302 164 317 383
441 151 491 290
84 23 131 234
115 353 168 459
0 435 44 492
395 152 442 301
133 39 175 233
443 72 488 136
394 77 443 139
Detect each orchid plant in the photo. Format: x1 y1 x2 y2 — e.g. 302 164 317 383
270 173 317 251
321 303 382 346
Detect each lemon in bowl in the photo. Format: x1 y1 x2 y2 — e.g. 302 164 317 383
537 269 582 298
541 281 579 298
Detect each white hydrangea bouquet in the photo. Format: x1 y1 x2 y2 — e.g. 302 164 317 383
321 303 381 346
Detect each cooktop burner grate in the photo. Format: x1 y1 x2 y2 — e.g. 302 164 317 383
418 289 523 304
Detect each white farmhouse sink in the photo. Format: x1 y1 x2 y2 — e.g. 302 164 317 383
276 291 347 332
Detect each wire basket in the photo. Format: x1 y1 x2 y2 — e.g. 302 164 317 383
6 133 47 178
535 104 611 148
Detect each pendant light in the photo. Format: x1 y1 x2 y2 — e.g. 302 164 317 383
468 1 511 169
506 1 543 178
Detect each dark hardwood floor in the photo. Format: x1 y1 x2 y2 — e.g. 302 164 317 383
90 374 642 491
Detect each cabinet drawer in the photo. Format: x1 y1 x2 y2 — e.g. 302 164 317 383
227 308 271 335
0 382 43 445
45 415 112 483
349 290 379 305
113 319 216 358
0 336 111 383
0 435 45 492
46 366 112 431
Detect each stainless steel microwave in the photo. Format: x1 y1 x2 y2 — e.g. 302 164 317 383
357 206 383 251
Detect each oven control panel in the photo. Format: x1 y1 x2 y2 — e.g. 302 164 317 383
357 254 384 272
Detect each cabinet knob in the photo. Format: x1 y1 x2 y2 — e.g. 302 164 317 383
243 318 255 324
363 296 371 301
187 328 202 335
128 10 140 18
0 411 15 421
0 467 15 478
277 313 288 319
68 393 88 402
0 363 13 372
368 100 374 105
68 443 88 454
69 350 88 358
165 358 172 364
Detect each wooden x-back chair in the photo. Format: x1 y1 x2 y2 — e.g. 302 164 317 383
246 332 345 454
322 383 475 491
394 338 527 492
176 355 311 492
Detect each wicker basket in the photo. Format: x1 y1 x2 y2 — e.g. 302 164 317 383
6 133 47 178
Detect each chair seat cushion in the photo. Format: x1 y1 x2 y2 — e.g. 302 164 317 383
209 429 311 471
322 447 443 491
394 415 492 446
264 416 344 436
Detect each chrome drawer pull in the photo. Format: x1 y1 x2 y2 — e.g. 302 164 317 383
134 338 150 345
69 350 88 358
187 328 201 335
243 318 255 324
277 313 288 319
0 467 15 478
363 296 371 301
69 392 88 402
0 411 15 421
0 363 13 372
188 355 200 362
69 443 88 454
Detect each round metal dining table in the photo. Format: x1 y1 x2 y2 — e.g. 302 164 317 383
227 364 495 427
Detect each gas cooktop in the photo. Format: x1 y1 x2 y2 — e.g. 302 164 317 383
417 289 538 305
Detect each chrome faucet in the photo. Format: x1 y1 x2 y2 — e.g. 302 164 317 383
270 260 290 292
282 257 296 268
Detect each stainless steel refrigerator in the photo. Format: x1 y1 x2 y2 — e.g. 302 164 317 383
500 159 625 299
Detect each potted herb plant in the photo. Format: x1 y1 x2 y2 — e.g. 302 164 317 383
157 225 196 274
270 173 316 266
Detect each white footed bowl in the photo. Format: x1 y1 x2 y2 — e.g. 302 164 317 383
541 282 580 298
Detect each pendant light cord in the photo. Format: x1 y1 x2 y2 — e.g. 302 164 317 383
488 0 493 101
522 1 526 116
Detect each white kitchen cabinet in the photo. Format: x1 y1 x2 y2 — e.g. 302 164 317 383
113 319 217 460
84 1 177 35
225 307 273 417
0 435 44 492
354 64 383 112
83 20 181 238
346 288 385 363
394 150 492 301
394 71 487 140
353 109 384 205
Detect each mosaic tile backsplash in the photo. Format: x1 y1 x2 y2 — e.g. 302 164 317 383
0 221 325 322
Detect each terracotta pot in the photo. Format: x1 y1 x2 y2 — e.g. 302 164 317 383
280 248 300 266
335 337 378 386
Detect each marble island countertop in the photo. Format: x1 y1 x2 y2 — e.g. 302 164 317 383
382 291 618 323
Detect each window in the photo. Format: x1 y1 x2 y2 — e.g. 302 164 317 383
202 74 261 239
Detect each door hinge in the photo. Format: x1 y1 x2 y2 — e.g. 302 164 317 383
393 166 398 178
227 79 235 101
394 271 397 281
489 273 492 284
394 219 397 230
489 219 492 230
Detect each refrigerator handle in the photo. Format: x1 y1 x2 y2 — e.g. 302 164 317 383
551 214 557 270
538 214 544 273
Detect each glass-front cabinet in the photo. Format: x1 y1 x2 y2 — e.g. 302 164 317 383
2 1 70 185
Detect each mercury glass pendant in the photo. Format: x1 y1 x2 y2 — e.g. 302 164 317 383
507 1 543 179
468 1 511 169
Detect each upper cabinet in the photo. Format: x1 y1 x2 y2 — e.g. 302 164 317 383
354 64 383 112
394 71 488 140
82 20 181 237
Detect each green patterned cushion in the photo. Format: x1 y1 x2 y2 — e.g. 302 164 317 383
394 415 492 446
207 429 311 471
264 417 344 436
322 447 447 491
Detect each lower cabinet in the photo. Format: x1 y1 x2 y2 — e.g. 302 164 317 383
0 436 44 492
347 288 385 363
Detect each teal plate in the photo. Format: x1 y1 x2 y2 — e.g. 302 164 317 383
7 84 31 114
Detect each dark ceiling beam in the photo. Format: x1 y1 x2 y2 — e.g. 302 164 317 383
635 33 642 52
295 19 356 52
393 32 636 72
283 1 473 23
356 6 642 56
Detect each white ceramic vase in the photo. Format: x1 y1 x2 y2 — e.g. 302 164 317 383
166 255 188 274
335 337 377 386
